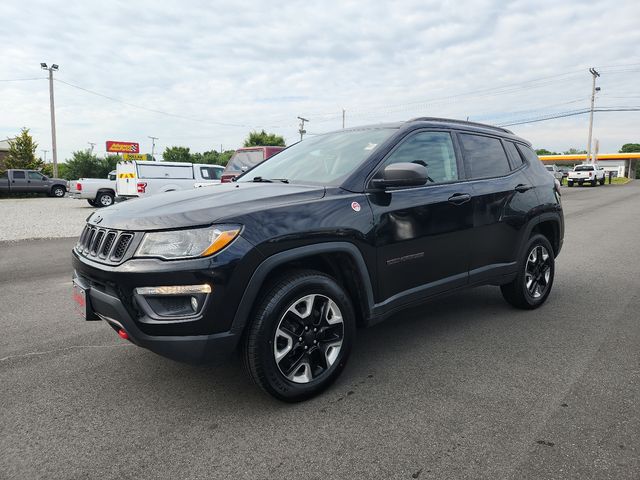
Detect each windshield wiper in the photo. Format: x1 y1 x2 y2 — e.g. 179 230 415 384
252 176 289 183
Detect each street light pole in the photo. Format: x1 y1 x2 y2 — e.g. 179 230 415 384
297 116 309 141
148 136 158 161
586 67 600 164
41 63 59 177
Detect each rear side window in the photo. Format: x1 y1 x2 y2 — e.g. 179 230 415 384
381 131 459 184
503 142 524 169
12 171 25 179
459 134 510 179
200 167 222 180
517 145 542 166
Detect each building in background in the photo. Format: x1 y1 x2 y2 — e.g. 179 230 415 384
538 153 640 178
0 139 11 170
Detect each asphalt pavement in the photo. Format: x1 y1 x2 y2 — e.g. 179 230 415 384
1 183 639 479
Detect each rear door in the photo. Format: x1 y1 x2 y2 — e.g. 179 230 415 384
9 170 28 192
457 132 537 284
116 161 138 196
369 130 472 303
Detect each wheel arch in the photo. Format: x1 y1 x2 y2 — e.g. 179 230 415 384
230 242 375 336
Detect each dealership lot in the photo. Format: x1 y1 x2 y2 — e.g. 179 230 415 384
1 183 639 479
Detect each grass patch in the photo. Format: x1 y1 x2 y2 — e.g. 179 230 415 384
609 177 632 185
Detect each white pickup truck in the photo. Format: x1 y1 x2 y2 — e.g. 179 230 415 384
69 171 117 207
116 161 223 198
567 164 606 187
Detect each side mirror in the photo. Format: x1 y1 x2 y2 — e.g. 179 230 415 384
370 162 428 190
42 176 49 181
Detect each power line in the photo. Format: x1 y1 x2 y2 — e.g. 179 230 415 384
498 107 640 127
0 77 46 82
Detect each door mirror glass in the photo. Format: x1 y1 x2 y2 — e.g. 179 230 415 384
371 162 428 190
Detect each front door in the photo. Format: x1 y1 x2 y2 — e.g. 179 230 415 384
27 171 48 192
368 130 473 305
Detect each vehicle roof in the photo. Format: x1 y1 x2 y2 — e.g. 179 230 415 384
328 117 531 146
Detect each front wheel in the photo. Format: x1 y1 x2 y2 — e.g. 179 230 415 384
600 177 606 185
243 270 356 402
501 234 555 309
591 179 598 187
51 186 66 197
87 199 96 207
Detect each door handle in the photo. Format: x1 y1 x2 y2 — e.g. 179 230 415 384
514 184 532 193
448 193 471 205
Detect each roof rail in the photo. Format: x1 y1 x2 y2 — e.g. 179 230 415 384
408 117 514 134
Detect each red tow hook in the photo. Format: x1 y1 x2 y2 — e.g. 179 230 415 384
117 329 130 341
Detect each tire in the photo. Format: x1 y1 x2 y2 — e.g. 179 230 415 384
87 199 96 207
501 234 555 310
567 181 573 187
51 186 66 197
95 191 114 207
600 177 606 185
243 270 356 402
591 179 597 187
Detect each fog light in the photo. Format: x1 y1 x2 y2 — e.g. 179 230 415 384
190 296 198 312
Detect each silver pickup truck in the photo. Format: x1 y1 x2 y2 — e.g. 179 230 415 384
69 171 117 207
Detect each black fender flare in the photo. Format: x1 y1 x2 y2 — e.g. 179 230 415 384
229 242 375 335
517 212 563 262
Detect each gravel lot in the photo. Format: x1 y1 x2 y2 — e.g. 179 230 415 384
0 197 93 241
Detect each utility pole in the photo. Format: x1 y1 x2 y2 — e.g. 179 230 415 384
42 150 48 164
342 109 346 129
88 142 96 154
586 67 600 164
41 63 59 177
148 136 158 161
297 116 309 141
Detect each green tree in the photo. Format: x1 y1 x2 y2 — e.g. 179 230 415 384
619 143 640 153
563 148 587 155
63 151 103 179
535 148 559 155
163 146 191 163
191 149 235 166
4 128 43 171
243 130 286 147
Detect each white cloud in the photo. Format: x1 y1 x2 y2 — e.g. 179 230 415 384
1 0 639 161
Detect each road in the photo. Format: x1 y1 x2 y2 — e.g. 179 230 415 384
1 183 639 480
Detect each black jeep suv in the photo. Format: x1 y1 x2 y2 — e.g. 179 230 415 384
72 117 563 401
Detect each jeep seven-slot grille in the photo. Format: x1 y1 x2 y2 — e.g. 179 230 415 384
76 225 135 262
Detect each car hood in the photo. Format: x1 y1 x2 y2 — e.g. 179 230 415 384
88 182 326 231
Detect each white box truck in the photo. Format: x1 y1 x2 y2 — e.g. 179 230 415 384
116 161 223 198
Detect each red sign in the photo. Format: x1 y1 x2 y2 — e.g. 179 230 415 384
106 141 139 153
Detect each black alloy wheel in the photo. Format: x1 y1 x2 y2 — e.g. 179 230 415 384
501 234 555 309
244 270 355 402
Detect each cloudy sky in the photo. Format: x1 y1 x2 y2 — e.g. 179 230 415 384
1 0 639 161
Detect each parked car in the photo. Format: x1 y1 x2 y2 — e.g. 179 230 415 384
0 169 67 197
72 117 564 402
567 164 606 187
220 146 285 183
544 164 564 184
69 171 117 207
116 161 223 198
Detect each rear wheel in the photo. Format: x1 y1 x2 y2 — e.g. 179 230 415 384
600 177 606 185
567 181 573 187
243 270 355 402
501 234 555 309
591 179 598 187
95 191 114 207
87 199 96 207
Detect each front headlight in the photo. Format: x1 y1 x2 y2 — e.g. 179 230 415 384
136 225 241 260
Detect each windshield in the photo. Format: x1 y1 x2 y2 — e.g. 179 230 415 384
237 128 395 186
574 165 594 171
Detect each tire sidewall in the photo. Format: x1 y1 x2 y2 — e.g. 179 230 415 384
251 273 355 401
519 235 555 307
97 192 114 207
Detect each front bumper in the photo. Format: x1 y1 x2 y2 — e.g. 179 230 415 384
71 234 262 364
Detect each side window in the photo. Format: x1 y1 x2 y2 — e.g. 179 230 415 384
517 144 543 166
1 171 8 179
380 131 458 184
200 167 211 179
212 168 222 180
459 134 511 179
12 171 25 179
503 142 524 169
28 171 44 180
